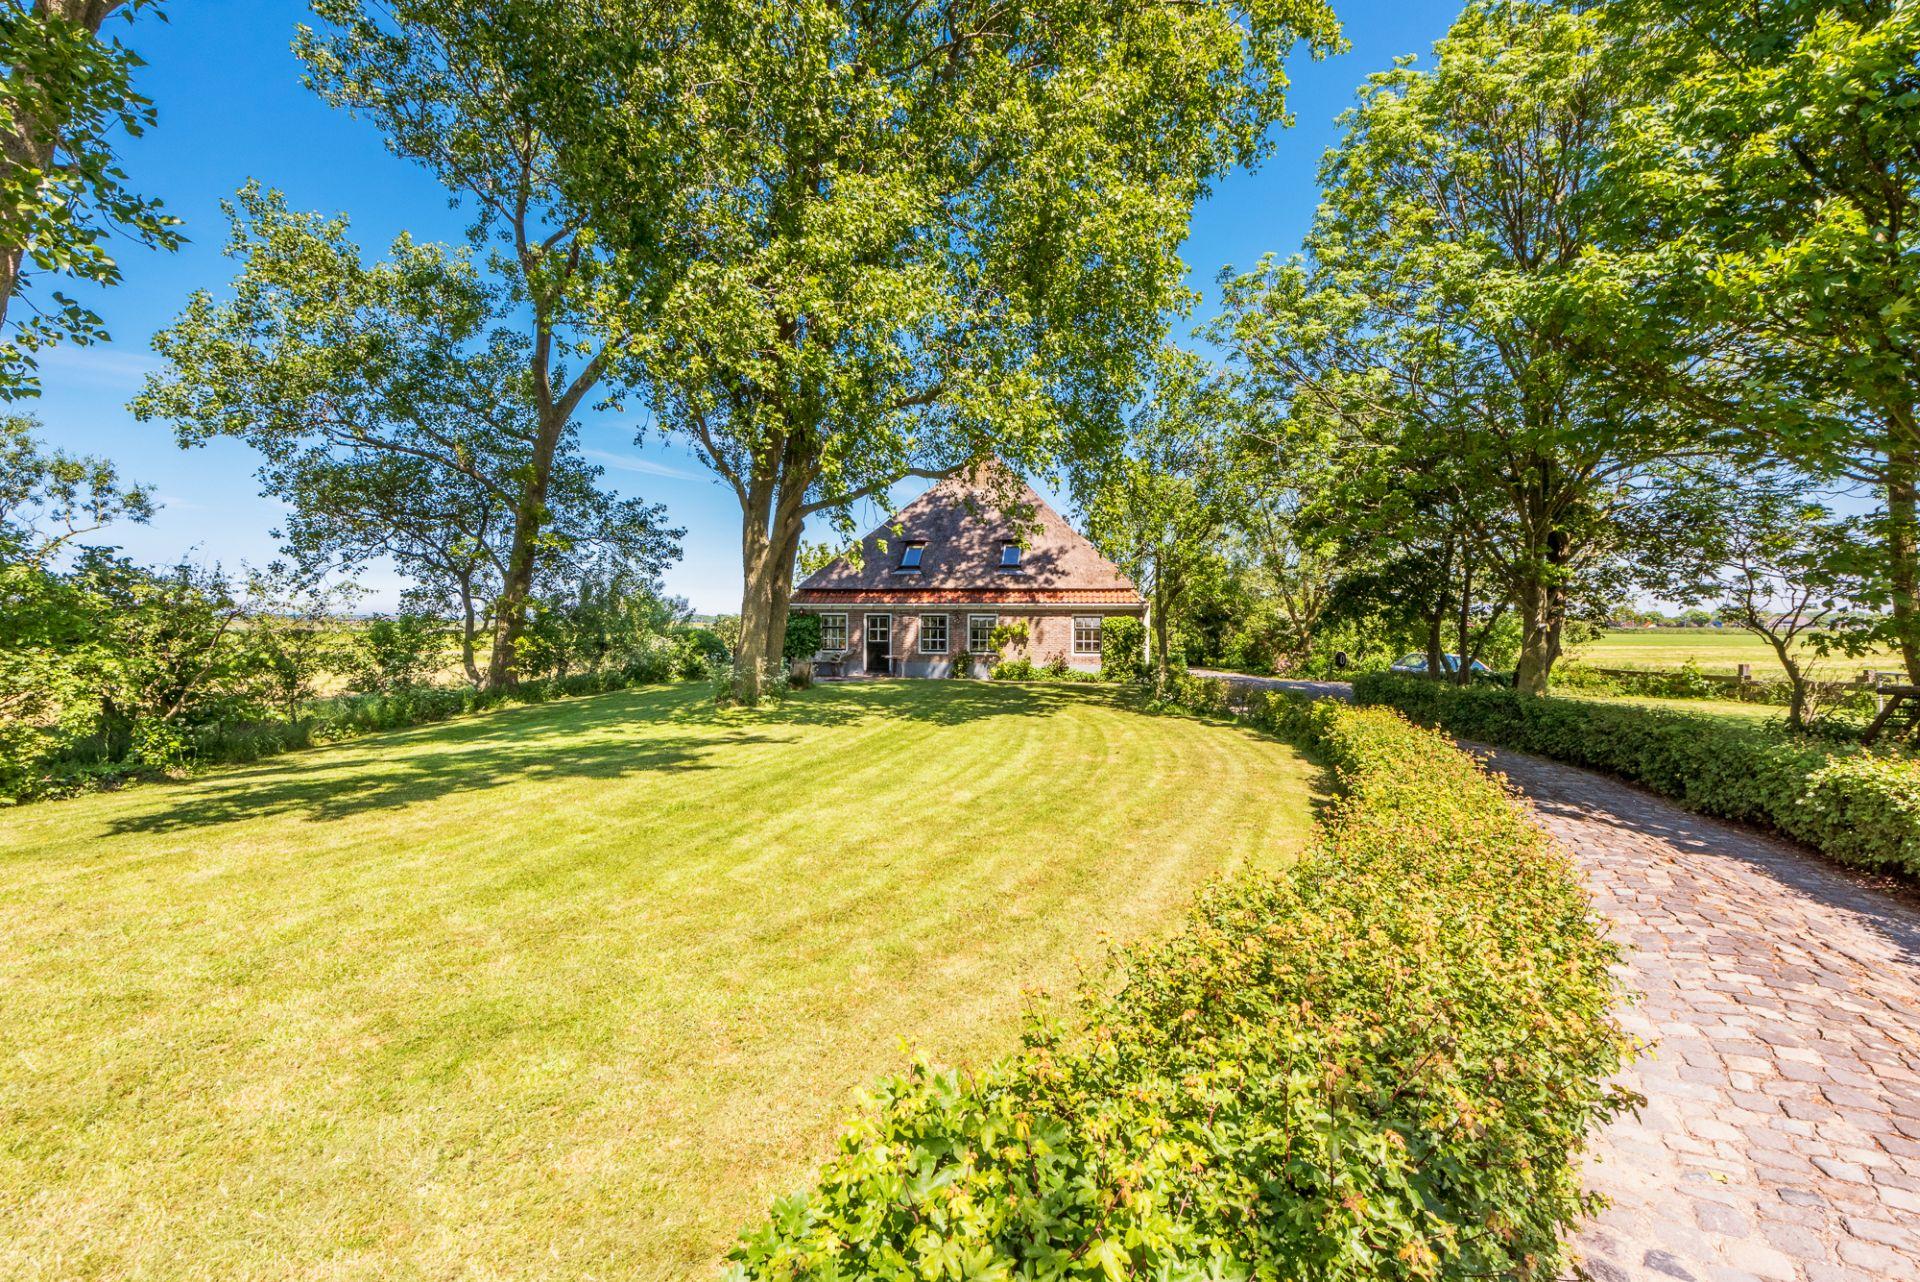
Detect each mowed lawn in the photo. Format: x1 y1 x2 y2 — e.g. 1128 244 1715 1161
0 681 1320 1281
1570 628 1901 676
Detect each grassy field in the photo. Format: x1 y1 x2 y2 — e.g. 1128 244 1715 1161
1568 628 1901 676
1559 692 1787 725
0 681 1320 1281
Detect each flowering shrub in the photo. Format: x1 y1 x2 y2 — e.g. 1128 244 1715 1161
729 688 1632 1281
1354 673 1920 878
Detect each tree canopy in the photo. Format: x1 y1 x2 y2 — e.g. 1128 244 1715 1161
463 0 1344 699
0 0 181 398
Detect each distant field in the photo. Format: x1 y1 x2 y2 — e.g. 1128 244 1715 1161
1559 692 1786 726
1570 629 1902 677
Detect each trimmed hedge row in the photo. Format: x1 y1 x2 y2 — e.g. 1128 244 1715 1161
1353 673 1920 879
15 666 681 804
729 683 1632 1281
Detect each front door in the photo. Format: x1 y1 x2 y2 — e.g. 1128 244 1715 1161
865 614 891 675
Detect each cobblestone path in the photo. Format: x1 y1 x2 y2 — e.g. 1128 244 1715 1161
1474 748 1920 1282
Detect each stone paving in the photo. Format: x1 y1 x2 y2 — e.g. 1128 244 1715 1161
1472 747 1920 1282
1201 671 1920 1278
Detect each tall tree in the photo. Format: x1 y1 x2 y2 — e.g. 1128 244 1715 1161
1075 350 1236 691
1217 0 1707 693
499 0 1342 700
0 0 179 397
134 187 680 688
1598 0 1920 677
292 2 650 687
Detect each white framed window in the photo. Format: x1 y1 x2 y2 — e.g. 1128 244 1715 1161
817 613 848 652
968 614 997 653
1073 616 1102 656
919 613 948 654
896 542 925 572
998 543 1022 569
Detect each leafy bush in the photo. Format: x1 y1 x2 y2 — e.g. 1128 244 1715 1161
1100 615 1146 682
346 613 443 693
990 656 1035 681
730 689 1631 1281
1355 673 1920 878
783 613 822 663
7 658 683 806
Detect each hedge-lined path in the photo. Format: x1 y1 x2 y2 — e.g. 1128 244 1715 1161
1201 672 1920 1280
1474 747 1920 1282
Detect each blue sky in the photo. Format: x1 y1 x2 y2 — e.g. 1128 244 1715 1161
28 0 1460 614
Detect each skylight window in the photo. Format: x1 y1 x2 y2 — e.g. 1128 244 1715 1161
897 542 924 572
998 543 1022 569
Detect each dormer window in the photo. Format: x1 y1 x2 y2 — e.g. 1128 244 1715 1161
896 542 925 573
998 543 1022 570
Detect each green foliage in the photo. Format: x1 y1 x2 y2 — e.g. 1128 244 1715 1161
345 614 443 695
476 0 1341 701
731 692 1630 1281
782 613 822 664
1599 0 1920 673
133 186 681 690
1212 0 1714 694
1100 615 1146 682
0 0 182 398
1356 674 1920 878
989 657 1035 681
1074 349 1241 682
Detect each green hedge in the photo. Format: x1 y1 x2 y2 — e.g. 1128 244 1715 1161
10 665 682 805
729 684 1631 1281
1353 673 1920 878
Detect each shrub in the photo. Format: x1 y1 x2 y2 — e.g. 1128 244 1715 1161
345 613 443 693
1354 673 1920 878
990 656 1034 681
1100 615 1146 682
7 656 684 806
729 688 1631 1281
783 613 822 663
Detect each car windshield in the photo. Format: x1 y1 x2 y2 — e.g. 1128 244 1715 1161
1397 654 1490 673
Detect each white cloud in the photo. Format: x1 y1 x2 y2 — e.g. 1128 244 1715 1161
581 448 699 481
33 345 164 387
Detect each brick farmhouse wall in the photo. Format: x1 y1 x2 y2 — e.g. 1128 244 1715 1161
800 607 1141 677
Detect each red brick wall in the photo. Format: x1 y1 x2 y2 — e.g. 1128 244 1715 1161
804 608 1137 675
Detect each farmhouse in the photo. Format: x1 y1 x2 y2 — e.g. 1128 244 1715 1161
791 468 1145 676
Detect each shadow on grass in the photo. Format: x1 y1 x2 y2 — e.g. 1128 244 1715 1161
104 679 1110 834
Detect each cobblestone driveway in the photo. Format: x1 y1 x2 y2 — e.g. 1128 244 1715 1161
1202 672 1920 1277
1475 748 1920 1282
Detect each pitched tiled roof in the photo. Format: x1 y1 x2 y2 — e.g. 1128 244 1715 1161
793 466 1143 606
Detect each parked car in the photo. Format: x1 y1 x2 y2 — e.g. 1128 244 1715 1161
1389 652 1498 681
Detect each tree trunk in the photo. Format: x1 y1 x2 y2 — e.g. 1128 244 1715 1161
1514 577 1553 696
1424 610 1446 683
1771 640 1808 732
1885 438 1920 682
1152 558 1173 694
1455 553 1474 687
760 512 805 672
484 406 564 690
732 476 782 704
1513 527 1569 696
457 575 482 687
